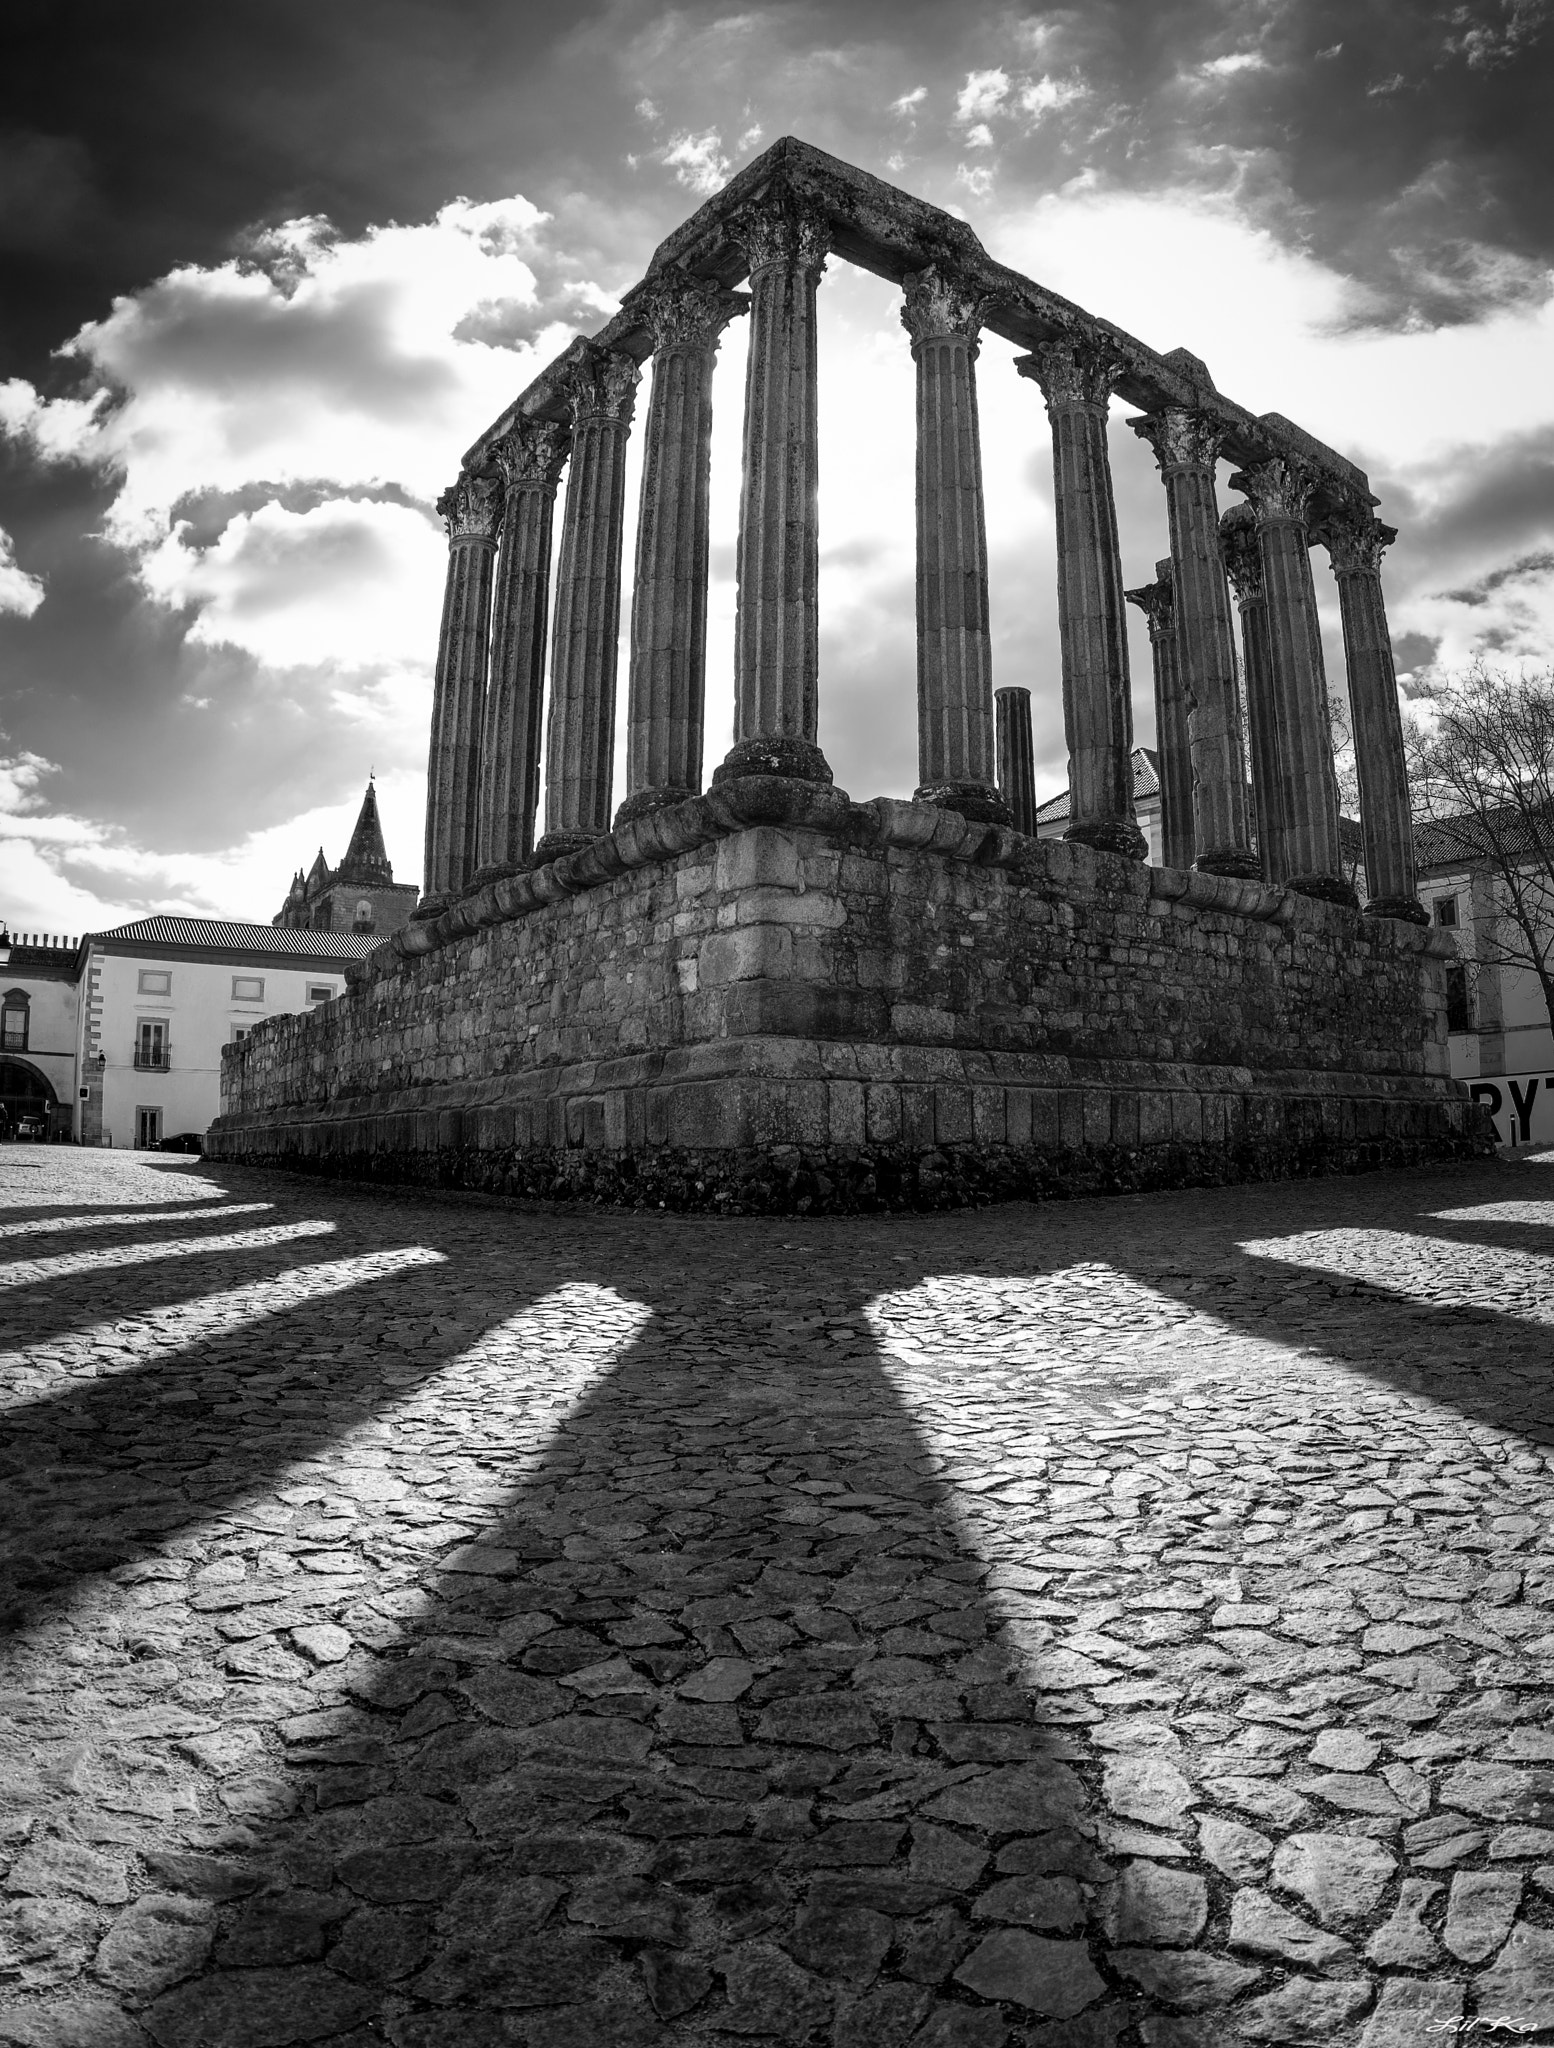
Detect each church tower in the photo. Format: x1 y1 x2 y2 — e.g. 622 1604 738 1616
272 777 420 936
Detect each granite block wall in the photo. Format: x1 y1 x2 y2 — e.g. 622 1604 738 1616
208 791 1486 1211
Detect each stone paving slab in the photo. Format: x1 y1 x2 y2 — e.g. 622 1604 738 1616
1 1147 1553 2045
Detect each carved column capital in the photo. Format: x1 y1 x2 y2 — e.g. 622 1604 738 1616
489 419 569 493
1131 407 1226 475
559 345 640 429
1015 337 1127 412
1218 504 1264 605
436 469 504 544
726 184 830 279
1230 452 1322 528
1125 559 1176 642
639 273 749 355
1313 500 1397 575
900 262 986 355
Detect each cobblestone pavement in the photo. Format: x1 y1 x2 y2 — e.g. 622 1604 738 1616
3 1150 1554 2048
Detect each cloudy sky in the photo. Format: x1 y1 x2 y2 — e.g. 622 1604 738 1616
2 0 1551 933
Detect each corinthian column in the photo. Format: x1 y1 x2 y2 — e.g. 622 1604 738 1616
423 469 502 906
1125 560 1193 869
1015 340 1145 859
1219 505 1284 880
618 276 747 825
901 263 1006 821
476 419 568 876
536 345 639 860
995 686 1038 835
717 186 831 784
1314 501 1426 923
1230 455 1354 905
1131 409 1258 877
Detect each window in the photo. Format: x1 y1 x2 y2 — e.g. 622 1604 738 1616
78 1087 89 1101
135 1019 169 1071
1433 896 1459 928
1 992 27 1052
354 899 373 923
138 969 171 995
230 1026 250 1045
135 1106 163 1149
307 984 335 1004
232 975 265 1001
1446 964 1473 1033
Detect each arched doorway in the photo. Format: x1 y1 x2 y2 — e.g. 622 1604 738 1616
0 1057 58 1138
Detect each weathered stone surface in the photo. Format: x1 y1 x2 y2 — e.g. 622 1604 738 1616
1270 1833 1393 1926
1443 1868 1521 1963
1475 1923 1554 2032
1234 1977 1372 2043
1364 1878 1441 1968
954 1930 1104 2017
1112 1950 1263 2010
141 1964 377 2046
1103 1862 1207 1946
1357 1978 1465 2048
1198 1817 1272 1882
94 1895 213 1997
1228 1890 1353 1971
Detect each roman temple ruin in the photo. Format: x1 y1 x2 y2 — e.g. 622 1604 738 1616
209 137 1485 1204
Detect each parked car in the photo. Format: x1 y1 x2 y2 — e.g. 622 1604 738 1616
12 1113 47 1142
157 1131 204 1155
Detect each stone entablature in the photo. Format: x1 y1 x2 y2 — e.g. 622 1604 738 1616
212 787 1476 1208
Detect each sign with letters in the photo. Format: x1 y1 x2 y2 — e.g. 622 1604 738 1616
1469 1073 1554 1148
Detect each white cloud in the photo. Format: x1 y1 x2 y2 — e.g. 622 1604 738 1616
891 86 927 116
0 527 43 617
955 68 1011 125
662 129 731 195
963 123 995 150
956 163 996 201
1018 75 1086 118
139 498 444 671
1199 52 1267 77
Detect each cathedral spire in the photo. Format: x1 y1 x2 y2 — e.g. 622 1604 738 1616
336 775 394 886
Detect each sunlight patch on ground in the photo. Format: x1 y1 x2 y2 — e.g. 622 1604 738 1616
1238 1226 1554 1323
0 1218 336 1288
0 1246 446 1409
0 1201 274 1240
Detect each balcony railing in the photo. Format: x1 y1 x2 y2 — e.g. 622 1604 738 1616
133 1044 171 1071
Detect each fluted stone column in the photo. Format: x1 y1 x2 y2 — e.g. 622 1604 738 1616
1016 341 1145 859
422 469 502 907
1132 409 1258 877
475 420 568 877
1125 560 1194 870
1230 455 1354 905
1219 505 1284 880
995 687 1038 835
902 264 1006 821
619 276 747 826
536 345 640 860
718 187 831 784
1315 501 1426 923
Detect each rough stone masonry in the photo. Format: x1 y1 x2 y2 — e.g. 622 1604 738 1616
208 137 1486 1205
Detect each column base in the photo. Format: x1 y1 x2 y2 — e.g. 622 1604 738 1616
915 782 1013 826
1195 849 1263 881
1365 893 1430 926
614 787 699 828
1287 872 1361 910
713 735 833 785
531 830 601 865
411 894 450 922
469 860 527 890
1065 819 1149 862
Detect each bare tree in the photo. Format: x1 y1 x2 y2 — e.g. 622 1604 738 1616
1326 691 1365 894
1407 662 1554 1037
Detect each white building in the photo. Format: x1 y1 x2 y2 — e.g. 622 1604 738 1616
1035 747 1165 861
77 917 378 1149
1 933 82 1139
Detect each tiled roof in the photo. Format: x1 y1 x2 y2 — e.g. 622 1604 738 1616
89 917 379 959
1414 805 1554 872
1034 747 1161 826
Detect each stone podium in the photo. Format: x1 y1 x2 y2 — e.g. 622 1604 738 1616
209 138 1484 1206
